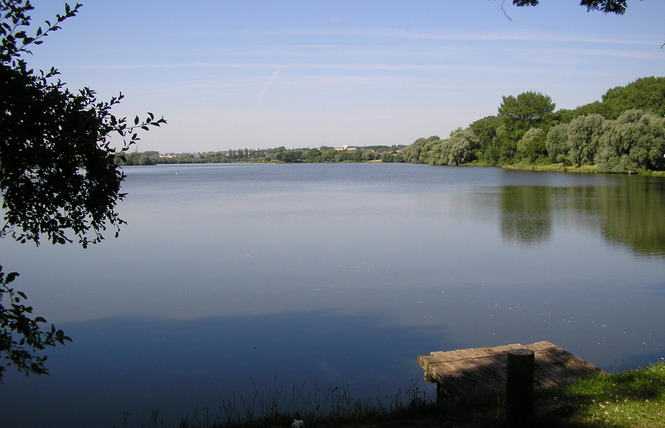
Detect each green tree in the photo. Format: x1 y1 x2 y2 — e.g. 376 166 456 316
516 127 546 162
306 148 322 163
566 114 605 166
447 128 480 165
381 152 395 162
469 116 502 154
0 1 165 380
399 137 430 163
276 150 303 162
498 91 555 136
596 109 665 173
320 147 336 162
420 137 450 166
545 122 569 163
487 125 518 164
601 77 665 119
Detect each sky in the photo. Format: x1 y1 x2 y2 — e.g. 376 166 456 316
23 0 665 153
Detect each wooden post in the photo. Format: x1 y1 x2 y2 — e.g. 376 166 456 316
506 348 534 428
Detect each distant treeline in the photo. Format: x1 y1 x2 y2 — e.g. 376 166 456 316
117 145 405 166
400 76 665 174
119 76 665 174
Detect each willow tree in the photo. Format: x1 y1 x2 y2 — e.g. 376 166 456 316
596 110 665 173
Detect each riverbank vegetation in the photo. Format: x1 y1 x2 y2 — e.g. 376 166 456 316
119 145 405 166
402 76 665 175
119 77 665 176
127 361 665 427
148 362 665 427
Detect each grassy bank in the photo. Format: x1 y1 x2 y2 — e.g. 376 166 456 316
125 361 665 427
501 162 665 176
502 162 599 173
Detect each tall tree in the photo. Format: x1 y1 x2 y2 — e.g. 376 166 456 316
516 127 547 162
596 109 665 173
566 114 605 166
0 1 165 380
545 122 570 163
498 91 555 136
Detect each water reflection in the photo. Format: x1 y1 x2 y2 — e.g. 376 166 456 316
497 175 665 257
501 186 552 245
2 310 449 428
598 178 665 257
1 164 664 427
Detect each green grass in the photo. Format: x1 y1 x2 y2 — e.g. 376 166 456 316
538 361 665 427
122 362 665 427
502 162 599 173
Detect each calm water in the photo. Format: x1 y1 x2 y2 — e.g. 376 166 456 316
2 163 664 427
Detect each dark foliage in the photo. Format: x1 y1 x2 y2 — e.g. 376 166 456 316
512 0 629 14
0 0 165 380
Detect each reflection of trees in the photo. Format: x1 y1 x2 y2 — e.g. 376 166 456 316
497 176 665 257
599 178 665 257
500 186 552 245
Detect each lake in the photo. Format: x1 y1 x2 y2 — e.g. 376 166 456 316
2 163 664 427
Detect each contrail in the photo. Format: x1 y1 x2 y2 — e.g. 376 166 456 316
258 66 283 103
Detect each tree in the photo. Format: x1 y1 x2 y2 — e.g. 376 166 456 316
469 116 502 154
399 137 430 164
512 0 630 15
566 114 605 166
545 122 569 163
596 109 665 173
447 128 480 165
1 1 165 380
305 148 322 163
498 91 555 136
601 77 665 120
516 127 546 162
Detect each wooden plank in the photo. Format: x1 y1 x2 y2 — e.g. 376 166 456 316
418 341 603 400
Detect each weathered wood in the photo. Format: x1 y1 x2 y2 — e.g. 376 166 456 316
418 341 603 401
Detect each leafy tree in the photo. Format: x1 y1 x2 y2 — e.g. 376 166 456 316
487 125 518 164
516 127 546 162
399 137 431 164
512 0 629 15
596 109 665 173
498 91 555 136
320 147 336 162
566 114 605 166
469 116 502 154
545 123 570 163
1 1 165 380
419 137 449 166
276 150 303 162
601 77 665 119
569 101 613 121
306 148 322 163
447 128 480 165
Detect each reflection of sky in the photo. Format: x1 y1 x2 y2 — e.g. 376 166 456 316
3 311 444 427
2 164 665 427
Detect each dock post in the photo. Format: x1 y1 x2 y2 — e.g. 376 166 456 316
506 348 534 428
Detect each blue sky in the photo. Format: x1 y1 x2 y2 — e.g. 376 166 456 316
25 1 665 153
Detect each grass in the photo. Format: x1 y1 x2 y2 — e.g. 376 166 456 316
502 162 599 173
122 361 665 427
502 162 665 176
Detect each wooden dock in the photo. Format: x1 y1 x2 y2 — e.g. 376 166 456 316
418 341 603 401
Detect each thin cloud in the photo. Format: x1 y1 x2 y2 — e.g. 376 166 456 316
258 66 283 103
189 27 654 46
